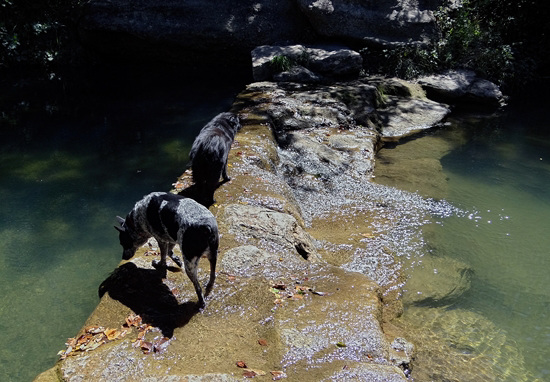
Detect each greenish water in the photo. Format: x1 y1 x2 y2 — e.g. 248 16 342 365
438 106 550 380
0 69 244 381
375 97 550 380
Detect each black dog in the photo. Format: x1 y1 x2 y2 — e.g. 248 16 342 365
115 192 219 308
189 112 241 205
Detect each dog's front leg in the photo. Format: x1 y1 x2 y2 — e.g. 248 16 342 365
167 243 183 267
152 241 171 277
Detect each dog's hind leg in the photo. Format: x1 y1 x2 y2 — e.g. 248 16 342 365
205 245 217 290
221 157 230 183
183 255 205 308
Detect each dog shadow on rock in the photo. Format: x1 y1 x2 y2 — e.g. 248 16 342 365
98 262 200 338
177 183 225 209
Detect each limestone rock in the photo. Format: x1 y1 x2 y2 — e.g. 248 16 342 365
78 0 446 65
252 44 362 82
274 65 322 84
417 70 505 109
223 204 317 260
78 1 314 64
296 0 439 44
378 96 451 141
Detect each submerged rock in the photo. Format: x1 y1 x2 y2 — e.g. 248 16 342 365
402 255 473 306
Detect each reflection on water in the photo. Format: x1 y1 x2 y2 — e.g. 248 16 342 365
374 101 550 380
0 68 245 381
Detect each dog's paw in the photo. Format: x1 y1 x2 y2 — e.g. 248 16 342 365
171 257 183 267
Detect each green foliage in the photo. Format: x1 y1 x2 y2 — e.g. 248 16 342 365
270 55 294 73
377 0 549 90
433 0 516 85
0 0 84 74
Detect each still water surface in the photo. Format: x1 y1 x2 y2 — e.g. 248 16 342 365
375 97 550 380
0 69 245 381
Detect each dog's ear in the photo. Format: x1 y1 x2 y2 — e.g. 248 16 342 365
114 225 125 233
116 216 125 225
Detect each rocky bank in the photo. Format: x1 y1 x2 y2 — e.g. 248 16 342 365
35 46 513 381
77 0 444 66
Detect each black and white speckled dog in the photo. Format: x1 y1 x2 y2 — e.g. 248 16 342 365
189 112 241 205
115 192 219 308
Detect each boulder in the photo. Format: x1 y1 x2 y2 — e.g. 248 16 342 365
417 70 506 109
78 0 314 65
252 44 362 82
77 0 446 65
378 96 451 141
296 0 439 44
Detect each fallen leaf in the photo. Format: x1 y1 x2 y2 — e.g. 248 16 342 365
258 339 268 346
66 337 77 348
271 370 287 380
236 360 247 368
243 371 256 378
272 283 286 290
76 333 93 346
360 233 375 239
140 341 153 354
154 337 171 353
104 328 120 341
125 314 142 327
85 326 105 334
243 368 267 377
336 342 347 348
290 293 304 300
311 290 327 296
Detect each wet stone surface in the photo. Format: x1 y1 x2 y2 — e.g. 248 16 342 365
37 77 502 381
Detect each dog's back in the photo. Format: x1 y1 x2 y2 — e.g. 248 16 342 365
190 112 240 204
130 192 218 249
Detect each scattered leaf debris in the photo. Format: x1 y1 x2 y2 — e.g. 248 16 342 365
58 313 172 359
236 360 248 368
258 339 268 346
268 281 328 308
243 368 267 378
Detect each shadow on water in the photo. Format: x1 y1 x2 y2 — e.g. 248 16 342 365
98 263 199 338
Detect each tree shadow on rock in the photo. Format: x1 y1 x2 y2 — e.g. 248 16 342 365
98 262 199 338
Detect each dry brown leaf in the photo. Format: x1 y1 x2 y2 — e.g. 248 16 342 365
270 370 287 380
140 341 153 354
258 339 268 346
76 333 93 346
272 283 286 290
104 328 119 341
236 360 247 368
244 368 267 377
84 325 105 334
